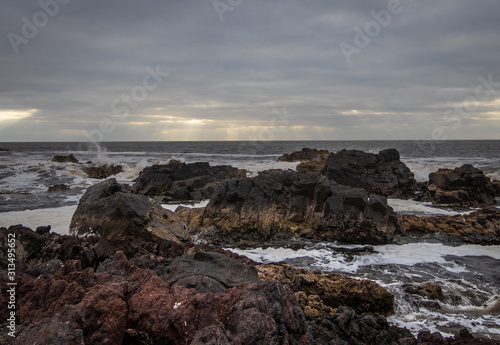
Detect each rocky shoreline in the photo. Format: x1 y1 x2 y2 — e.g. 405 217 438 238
1 148 499 344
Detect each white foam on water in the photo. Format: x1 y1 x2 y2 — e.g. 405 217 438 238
0 205 77 235
161 199 210 212
388 198 477 216
230 243 500 274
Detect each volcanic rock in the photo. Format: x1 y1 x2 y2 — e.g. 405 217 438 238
398 207 500 245
307 306 415 345
257 264 394 317
82 164 123 179
164 251 260 293
426 165 497 206
277 148 329 162
52 154 79 163
70 178 190 244
185 170 397 245
322 149 416 197
133 161 246 201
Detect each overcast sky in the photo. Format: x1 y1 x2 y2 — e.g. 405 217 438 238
1 0 499 141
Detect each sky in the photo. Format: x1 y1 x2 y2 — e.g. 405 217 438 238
0 0 499 142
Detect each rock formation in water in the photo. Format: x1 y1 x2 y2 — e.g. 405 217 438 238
133 161 246 201
51 154 80 164
82 164 123 179
322 149 416 197
425 164 497 207
277 148 330 162
181 170 397 245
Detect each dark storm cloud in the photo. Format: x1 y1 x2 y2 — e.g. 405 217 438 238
0 0 499 141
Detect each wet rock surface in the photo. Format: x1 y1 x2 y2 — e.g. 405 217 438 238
133 161 246 201
184 170 398 245
257 264 394 317
398 207 500 245
322 149 416 197
82 164 124 179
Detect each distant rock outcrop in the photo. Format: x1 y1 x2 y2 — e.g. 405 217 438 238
133 161 246 201
82 164 123 179
426 164 497 206
52 154 79 164
277 148 329 162
182 170 397 245
69 178 190 244
322 149 416 197
48 184 70 192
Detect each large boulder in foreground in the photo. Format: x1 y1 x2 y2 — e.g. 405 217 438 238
322 149 416 197
133 161 246 201
70 179 190 244
183 170 397 245
0 246 309 345
427 164 497 206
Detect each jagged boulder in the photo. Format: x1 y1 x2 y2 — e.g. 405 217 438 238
426 165 496 206
277 148 329 162
133 161 246 201
69 179 190 244
322 149 416 197
184 170 397 245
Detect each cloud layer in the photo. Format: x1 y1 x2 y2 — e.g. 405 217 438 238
1 0 499 141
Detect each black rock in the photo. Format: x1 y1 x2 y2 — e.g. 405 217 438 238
322 149 416 197
52 154 79 164
133 161 245 201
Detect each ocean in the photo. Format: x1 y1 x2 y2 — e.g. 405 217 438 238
0 140 499 338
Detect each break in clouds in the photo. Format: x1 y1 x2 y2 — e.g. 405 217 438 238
0 0 499 141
